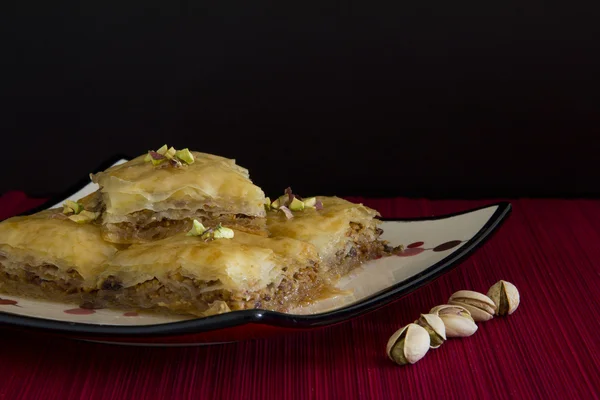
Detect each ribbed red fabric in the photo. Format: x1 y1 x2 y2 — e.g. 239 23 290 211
0 192 598 399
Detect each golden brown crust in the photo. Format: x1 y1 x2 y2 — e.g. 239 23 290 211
90 151 269 244
97 230 318 291
91 151 267 219
267 196 383 268
0 209 120 285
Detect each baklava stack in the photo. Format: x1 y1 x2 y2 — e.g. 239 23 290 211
0 145 390 317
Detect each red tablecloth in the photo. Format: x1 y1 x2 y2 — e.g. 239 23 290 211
0 191 598 399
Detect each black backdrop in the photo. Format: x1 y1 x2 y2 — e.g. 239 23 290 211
2 2 600 198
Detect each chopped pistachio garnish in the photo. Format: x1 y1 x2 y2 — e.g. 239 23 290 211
68 211 99 224
289 197 305 211
63 200 84 215
186 219 208 236
278 194 288 206
314 199 324 210
156 144 169 155
175 148 195 164
213 224 234 239
151 154 166 166
145 145 195 167
303 197 317 208
268 188 324 217
186 220 234 240
165 146 177 159
169 158 182 168
279 205 294 219
264 197 272 211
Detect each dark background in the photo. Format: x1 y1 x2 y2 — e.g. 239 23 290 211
2 2 599 199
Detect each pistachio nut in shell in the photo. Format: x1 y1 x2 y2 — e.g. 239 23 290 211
429 304 472 319
429 305 478 338
415 313 446 348
448 290 496 322
487 280 520 316
386 323 431 365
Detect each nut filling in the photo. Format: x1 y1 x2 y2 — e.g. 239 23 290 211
0 261 92 302
96 264 324 316
103 211 267 243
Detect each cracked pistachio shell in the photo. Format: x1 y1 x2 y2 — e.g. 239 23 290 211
430 304 472 319
386 323 430 365
429 305 478 338
439 314 478 338
415 313 446 348
448 290 496 322
487 280 520 316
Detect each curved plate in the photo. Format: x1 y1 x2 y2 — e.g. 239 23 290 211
0 157 511 345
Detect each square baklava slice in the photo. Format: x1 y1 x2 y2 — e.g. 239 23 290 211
0 209 119 303
90 146 268 244
266 193 392 280
94 225 324 316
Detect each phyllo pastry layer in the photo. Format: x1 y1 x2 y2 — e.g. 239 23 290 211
0 209 120 302
94 230 324 316
91 148 268 244
267 196 387 278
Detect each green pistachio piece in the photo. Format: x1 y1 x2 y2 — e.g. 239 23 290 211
68 215 86 223
151 158 166 166
165 146 177 159
63 200 83 214
213 224 234 239
156 144 169 155
144 153 152 162
68 210 98 224
264 197 271 211
278 195 289 206
289 197 305 211
186 219 208 236
175 148 195 164
271 198 280 209
303 197 317 208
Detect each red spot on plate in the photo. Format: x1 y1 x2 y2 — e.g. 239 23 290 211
123 312 138 317
433 240 463 252
64 308 96 315
407 241 424 248
396 248 425 257
0 298 18 306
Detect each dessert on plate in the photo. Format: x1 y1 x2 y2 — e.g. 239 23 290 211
0 146 396 317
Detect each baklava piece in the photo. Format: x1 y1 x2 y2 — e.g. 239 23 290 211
266 191 391 279
90 146 268 244
0 209 119 303
94 224 324 316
